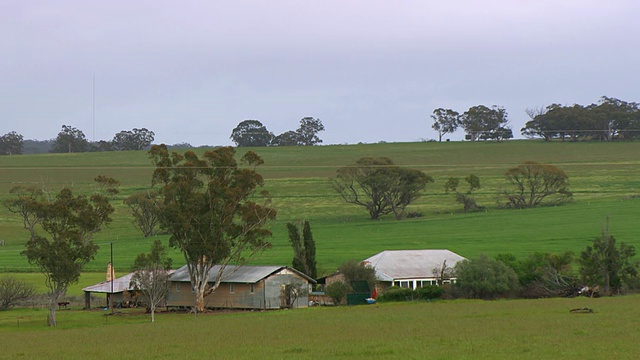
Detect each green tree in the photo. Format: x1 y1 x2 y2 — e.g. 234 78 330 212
579 222 640 295
325 281 349 305
271 130 299 146
5 176 118 326
460 105 511 141
444 174 481 212
497 252 577 298
502 161 572 209
338 259 377 292
332 157 433 220
149 145 277 312
0 131 24 155
112 128 155 150
286 220 317 279
454 255 519 299
430 108 459 142
123 190 163 238
130 240 173 323
296 117 325 146
230 120 274 147
51 125 89 153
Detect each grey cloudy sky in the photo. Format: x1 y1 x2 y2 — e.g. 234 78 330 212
2 1 638 146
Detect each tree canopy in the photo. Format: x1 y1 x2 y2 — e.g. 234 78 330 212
579 222 639 295
0 131 24 155
444 174 481 212
51 125 89 153
502 161 572 209
230 120 274 147
332 157 433 220
286 220 317 279
5 176 118 326
454 255 519 299
431 108 459 142
460 105 512 141
112 128 155 150
149 144 277 312
521 96 640 141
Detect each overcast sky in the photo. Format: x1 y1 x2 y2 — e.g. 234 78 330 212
2 1 639 146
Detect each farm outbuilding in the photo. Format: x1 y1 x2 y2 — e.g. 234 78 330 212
167 265 316 310
363 249 466 290
82 272 136 309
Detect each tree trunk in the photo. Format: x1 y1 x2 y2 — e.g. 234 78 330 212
150 305 155 323
48 293 59 327
195 290 206 313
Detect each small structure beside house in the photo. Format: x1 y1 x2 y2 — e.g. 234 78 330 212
82 272 136 309
167 265 316 310
364 249 466 291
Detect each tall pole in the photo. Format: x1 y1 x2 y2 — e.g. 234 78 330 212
92 74 96 142
110 241 114 313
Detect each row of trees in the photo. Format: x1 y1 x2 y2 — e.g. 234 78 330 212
230 117 325 147
431 105 513 142
454 223 639 299
0 126 155 155
332 158 572 220
522 97 640 141
52 126 156 153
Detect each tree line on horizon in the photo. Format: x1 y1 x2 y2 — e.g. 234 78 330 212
431 96 640 142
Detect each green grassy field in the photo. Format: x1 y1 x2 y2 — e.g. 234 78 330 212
1 140 639 294
2 295 639 359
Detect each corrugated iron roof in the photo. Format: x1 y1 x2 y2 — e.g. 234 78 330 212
363 249 466 281
83 270 176 294
82 272 136 294
169 264 316 284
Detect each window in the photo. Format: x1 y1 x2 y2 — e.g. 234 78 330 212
229 284 235 294
175 283 181 292
250 284 255 294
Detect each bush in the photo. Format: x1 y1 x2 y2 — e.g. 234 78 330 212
415 285 445 300
0 277 36 310
377 286 444 302
377 287 415 302
325 281 349 305
454 255 519 299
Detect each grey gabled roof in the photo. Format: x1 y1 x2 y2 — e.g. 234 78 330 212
83 270 176 294
169 264 316 284
82 272 136 294
363 249 466 282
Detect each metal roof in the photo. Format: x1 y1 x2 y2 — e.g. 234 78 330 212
363 249 466 282
82 272 136 294
169 264 316 284
83 270 176 294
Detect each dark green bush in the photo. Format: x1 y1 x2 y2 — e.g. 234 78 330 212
415 285 445 300
377 285 444 302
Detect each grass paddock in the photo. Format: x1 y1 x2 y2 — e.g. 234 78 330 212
2 295 639 359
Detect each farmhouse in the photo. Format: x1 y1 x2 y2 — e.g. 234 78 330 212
167 265 316 310
363 249 466 290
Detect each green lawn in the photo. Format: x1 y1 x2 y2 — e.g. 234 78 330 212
2 295 639 359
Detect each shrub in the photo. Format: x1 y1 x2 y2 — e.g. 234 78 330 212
0 277 36 310
415 285 445 300
377 287 415 302
325 281 349 305
454 255 520 299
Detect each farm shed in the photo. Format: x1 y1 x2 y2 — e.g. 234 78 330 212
167 265 316 310
82 272 136 309
364 249 466 290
